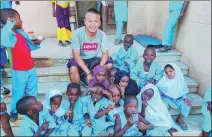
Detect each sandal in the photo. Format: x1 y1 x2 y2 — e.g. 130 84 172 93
176 120 188 131
158 46 172 52
1 87 10 95
58 43 67 47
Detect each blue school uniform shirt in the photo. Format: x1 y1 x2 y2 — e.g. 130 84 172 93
81 95 113 135
169 1 184 11
130 60 163 88
71 26 108 59
118 112 143 136
19 108 56 136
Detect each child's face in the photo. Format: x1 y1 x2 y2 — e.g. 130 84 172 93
143 49 156 65
119 76 129 89
111 89 121 105
50 96 62 113
29 98 43 113
96 72 106 83
14 13 22 29
84 12 101 33
123 36 133 51
109 69 118 84
67 88 80 103
91 87 104 103
141 89 154 102
124 100 138 116
165 67 176 79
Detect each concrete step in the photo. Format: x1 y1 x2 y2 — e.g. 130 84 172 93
2 61 189 84
30 37 181 62
3 76 199 97
2 114 203 137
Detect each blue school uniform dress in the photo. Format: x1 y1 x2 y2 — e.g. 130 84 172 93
107 99 124 122
81 95 113 136
19 108 56 136
130 60 163 88
114 45 138 73
162 1 184 46
1 21 40 114
62 99 92 136
201 88 212 136
118 112 143 136
114 1 128 41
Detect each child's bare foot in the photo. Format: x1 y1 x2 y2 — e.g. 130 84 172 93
176 114 188 131
168 127 178 136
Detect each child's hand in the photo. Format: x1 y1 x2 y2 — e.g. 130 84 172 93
85 119 92 127
52 10 56 17
117 85 125 97
126 115 135 127
101 90 110 96
136 121 146 130
32 39 42 45
106 104 113 113
207 104 212 112
0 102 7 112
65 109 73 117
148 79 155 85
184 99 192 106
40 121 50 131
123 61 128 66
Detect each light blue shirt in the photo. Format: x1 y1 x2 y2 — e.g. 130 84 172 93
169 1 184 11
1 1 12 9
19 108 56 136
114 1 128 22
71 26 108 59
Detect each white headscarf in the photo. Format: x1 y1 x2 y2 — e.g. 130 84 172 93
136 84 176 130
43 89 66 117
156 63 188 99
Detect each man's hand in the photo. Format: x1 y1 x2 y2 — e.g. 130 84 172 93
40 121 50 131
179 12 184 19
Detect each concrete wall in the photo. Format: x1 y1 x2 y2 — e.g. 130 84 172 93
128 1 211 97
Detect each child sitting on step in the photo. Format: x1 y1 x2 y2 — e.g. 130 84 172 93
63 83 92 136
156 63 191 131
131 47 163 89
81 83 114 136
114 34 138 73
108 67 119 84
0 95 14 136
114 96 143 136
136 84 178 136
17 96 56 136
43 89 71 136
1 9 42 122
89 65 111 90
201 87 212 137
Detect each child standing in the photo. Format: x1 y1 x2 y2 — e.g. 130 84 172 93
0 9 41 122
89 65 110 90
17 96 56 136
0 95 14 136
114 34 138 73
201 87 212 137
131 47 163 88
136 84 177 136
51 0 72 47
81 83 114 136
157 63 191 131
114 96 143 136
43 89 70 136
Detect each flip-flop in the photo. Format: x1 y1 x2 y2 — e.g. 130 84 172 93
176 120 188 131
157 47 172 52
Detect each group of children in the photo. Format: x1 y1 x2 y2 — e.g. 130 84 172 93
0 5 211 137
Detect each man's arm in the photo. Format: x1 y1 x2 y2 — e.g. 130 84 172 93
100 50 109 66
72 49 91 75
179 1 188 19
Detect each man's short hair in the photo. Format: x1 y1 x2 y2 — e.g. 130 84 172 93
86 8 100 16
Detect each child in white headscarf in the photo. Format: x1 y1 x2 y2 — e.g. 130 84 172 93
201 87 212 137
137 84 177 136
43 89 70 136
156 63 191 131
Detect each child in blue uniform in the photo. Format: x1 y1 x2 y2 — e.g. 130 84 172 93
159 1 188 52
131 47 163 88
114 34 138 73
157 63 191 131
108 67 119 84
17 96 56 136
82 83 114 136
114 96 143 136
202 87 212 137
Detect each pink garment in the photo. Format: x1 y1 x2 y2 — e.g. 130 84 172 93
89 65 110 89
